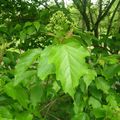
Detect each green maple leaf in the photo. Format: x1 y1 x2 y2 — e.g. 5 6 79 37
41 42 89 97
15 49 41 85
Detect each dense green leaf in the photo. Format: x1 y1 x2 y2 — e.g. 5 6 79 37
15 49 41 85
30 84 44 107
4 83 16 99
89 85 102 101
20 31 26 41
19 70 37 85
92 108 106 118
95 77 110 94
52 81 61 92
15 112 33 120
0 106 12 119
24 22 32 28
106 95 117 107
72 112 89 120
83 69 96 89
26 26 36 35
33 21 40 31
1 1 120 119
89 96 101 108
74 92 85 114
4 83 29 108
101 55 120 64
44 43 89 97
37 57 55 80
102 64 120 78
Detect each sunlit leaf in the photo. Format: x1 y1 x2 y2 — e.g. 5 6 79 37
15 49 41 85
89 96 101 108
92 108 106 118
15 112 33 120
4 83 29 108
102 64 120 78
30 84 44 108
43 42 89 97
72 112 89 120
83 70 96 89
95 77 110 94
37 57 55 80
0 106 12 119
33 21 40 31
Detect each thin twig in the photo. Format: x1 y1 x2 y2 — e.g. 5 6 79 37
47 112 61 120
92 0 116 31
44 99 57 119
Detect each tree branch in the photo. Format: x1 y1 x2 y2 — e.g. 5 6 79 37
92 0 116 31
97 0 103 19
62 0 65 8
88 4 94 26
73 0 90 31
107 0 120 35
54 0 60 8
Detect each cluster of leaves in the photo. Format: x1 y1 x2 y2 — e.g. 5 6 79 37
0 1 120 120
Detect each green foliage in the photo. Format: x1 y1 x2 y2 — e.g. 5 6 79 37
0 0 120 120
15 49 41 85
39 42 90 97
5 82 29 108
